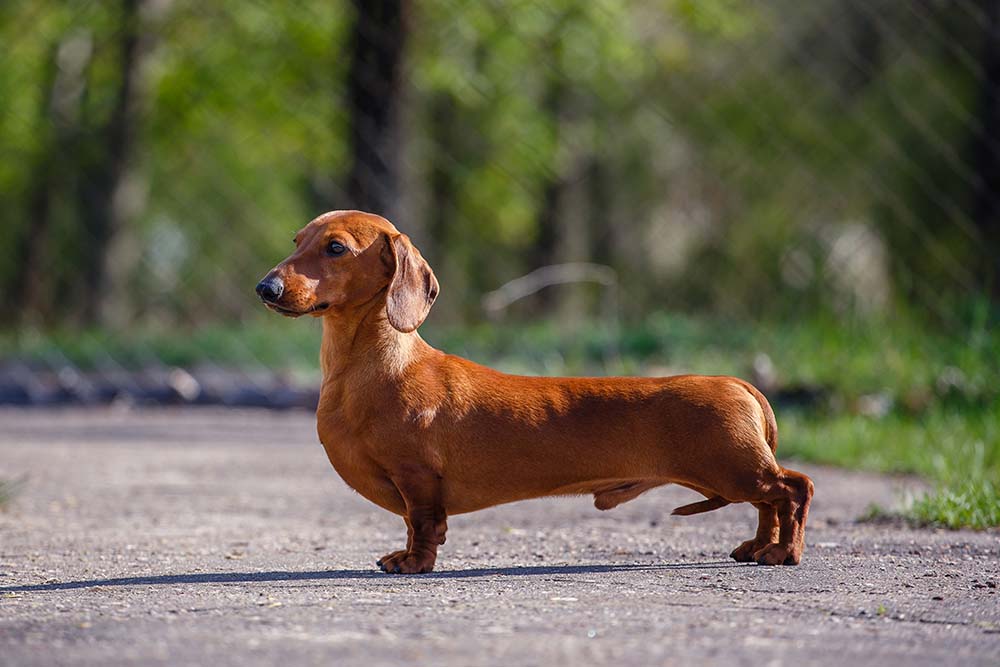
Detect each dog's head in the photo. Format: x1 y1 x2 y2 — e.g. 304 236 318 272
256 210 439 332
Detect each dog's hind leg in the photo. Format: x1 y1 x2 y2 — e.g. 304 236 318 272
751 467 814 566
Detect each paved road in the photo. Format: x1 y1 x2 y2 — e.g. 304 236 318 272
0 408 997 666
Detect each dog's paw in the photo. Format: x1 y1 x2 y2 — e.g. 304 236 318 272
376 550 436 574
376 550 408 569
730 539 763 563
753 543 801 566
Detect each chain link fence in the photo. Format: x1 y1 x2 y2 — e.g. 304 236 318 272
0 0 997 408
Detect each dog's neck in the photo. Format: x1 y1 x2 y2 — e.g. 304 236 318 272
319 300 426 386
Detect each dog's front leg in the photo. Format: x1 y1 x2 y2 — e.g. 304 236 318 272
376 516 413 569
377 468 446 574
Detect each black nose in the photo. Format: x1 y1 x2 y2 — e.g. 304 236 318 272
256 275 284 302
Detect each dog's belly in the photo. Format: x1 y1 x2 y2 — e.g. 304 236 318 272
434 422 675 514
437 431 676 514
441 476 670 515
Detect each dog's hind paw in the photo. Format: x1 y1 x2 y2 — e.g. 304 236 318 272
753 543 801 566
730 539 764 562
376 550 408 568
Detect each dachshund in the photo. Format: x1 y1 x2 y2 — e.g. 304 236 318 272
256 210 814 573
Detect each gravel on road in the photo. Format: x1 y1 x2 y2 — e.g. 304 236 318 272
0 408 997 666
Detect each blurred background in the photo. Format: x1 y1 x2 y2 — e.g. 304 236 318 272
0 0 997 527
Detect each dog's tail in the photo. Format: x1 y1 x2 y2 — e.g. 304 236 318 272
671 495 731 516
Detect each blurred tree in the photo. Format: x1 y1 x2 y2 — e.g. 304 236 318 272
970 0 1000 298
531 10 571 276
345 0 408 220
14 31 93 325
76 0 159 326
0 0 995 330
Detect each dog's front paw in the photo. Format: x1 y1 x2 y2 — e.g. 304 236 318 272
753 543 801 566
377 549 436 574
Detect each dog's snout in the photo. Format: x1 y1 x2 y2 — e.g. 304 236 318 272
256 275 284 302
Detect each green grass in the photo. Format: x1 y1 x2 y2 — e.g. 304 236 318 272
780 406 999 529
2 310 998 528
780 408 999 481
910 480 1000 530
6 318 327 382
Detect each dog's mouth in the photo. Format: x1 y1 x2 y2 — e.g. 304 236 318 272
262 301 330 318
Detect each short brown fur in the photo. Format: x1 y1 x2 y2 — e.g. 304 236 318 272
258 210 814 573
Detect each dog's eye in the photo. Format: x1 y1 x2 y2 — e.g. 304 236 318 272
326 241 346 257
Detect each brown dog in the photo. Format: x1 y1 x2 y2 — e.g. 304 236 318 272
256 210 814 573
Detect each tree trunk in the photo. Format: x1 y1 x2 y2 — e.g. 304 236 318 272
13 31 94 326
586 155 613 267
426 91 462 252
971 0 1000 298
531 21 572 311
76 0 154 325
345 0 409 219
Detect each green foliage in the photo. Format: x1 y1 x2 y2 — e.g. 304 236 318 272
2 1 994 326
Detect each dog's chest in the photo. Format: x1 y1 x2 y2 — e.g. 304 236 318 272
316 428 404 515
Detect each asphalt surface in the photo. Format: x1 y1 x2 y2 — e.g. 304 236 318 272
0 408 997 666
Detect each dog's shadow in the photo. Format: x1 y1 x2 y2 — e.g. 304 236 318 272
1 561 746 593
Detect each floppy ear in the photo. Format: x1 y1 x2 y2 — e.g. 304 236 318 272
384 233 439 332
